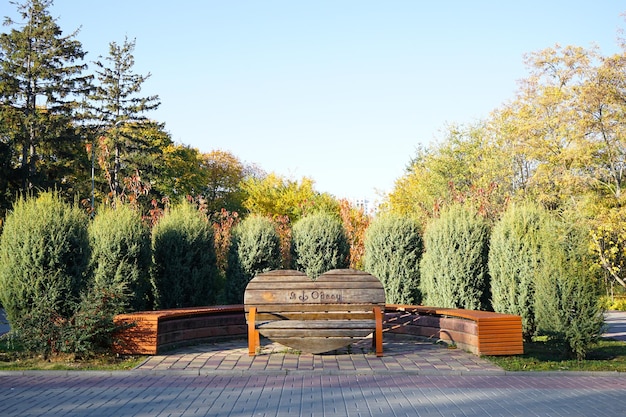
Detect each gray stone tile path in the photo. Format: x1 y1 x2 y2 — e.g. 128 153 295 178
1 371 626 416
137 334 504 376
2 313 626 416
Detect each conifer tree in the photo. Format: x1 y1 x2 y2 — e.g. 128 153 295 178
89 204 152 312
85 37 161 202
224 215 281 304
291 213 349 279
151 201 218 308
489 202 548 340
364 213 422 305
534 219 604 360
0 191 89 324
0 0 91 194
420 204 490 310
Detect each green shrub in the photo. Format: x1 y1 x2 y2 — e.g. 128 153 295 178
291 212 349 279
534 219 604 360
420 204 490 310
62 284 128 357
364 213 422 304
151 201 219 308
0 192 89 325
223 215 281 304
89 204 152 312
10 283 127 358
488 202 547 340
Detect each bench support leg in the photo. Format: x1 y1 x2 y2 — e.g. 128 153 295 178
248 307 260 356
373 306 383 357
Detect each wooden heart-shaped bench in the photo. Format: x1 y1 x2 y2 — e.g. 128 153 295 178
244 269 385 356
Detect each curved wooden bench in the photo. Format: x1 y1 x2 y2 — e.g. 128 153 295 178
385 304 524 356
244 269 385 356
113 305 246 355
112 303 523 357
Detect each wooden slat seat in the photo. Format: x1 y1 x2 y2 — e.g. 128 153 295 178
385 304 524 356
244 269 385 356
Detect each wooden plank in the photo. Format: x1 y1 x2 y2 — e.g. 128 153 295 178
251 268 383 282
245 304 384 313
479 344 524 356
252 311 376 321
247 277 380 291
478 333 524 341
244 289 385 305
373 306 383 357
259 320 376 329
259 328 375 338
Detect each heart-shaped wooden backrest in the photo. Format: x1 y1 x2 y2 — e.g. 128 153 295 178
244 269 385 353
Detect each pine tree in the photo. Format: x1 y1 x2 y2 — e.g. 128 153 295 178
0 0 91 193
85 37 161 202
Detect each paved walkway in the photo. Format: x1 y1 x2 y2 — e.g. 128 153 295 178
136 334 504 376
2 313 626 416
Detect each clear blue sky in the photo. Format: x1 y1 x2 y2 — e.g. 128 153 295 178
5 1 624 200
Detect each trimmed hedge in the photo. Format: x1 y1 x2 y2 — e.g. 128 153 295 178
151 201 219 308
420 204 490 310
0 192 89 324
224 215 281 304
488 202 547 340
89 204 152 312
364 213 422 304
291 212 349 279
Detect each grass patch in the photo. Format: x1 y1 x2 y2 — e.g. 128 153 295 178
0 335 146 371
487 337 626 372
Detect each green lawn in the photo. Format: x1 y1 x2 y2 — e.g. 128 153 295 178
486 337 626 372
0 337 145 371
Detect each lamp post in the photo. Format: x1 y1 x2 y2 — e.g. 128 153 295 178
85 140 95 216
91 138 96 214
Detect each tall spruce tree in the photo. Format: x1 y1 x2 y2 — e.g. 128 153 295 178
0 0 91 194
85 37 161 202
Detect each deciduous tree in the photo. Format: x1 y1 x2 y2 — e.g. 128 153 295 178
201 149 248 214
242 173 338 222
386 123 512 227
